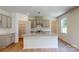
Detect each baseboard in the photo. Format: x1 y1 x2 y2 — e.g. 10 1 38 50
59 37 79 50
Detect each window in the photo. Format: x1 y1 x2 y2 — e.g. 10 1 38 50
61 18 67 34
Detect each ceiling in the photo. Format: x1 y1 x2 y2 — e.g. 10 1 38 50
0 6 74 17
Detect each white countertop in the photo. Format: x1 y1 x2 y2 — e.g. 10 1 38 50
0 29 14 35
25 31 58 37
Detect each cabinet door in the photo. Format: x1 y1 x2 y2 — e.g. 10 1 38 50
0 15 2 27
7 17 12 28
0 15 12 28
4 36 11 47
10 34 15 43
0 35 11 48
1 15 7 28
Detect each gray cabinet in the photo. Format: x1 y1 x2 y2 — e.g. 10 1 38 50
0 14 12 28
0 33 15 48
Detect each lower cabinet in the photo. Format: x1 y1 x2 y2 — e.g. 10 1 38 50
0 33 15 48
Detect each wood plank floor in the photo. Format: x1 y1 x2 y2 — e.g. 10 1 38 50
0 38 79 52
0 38 23 52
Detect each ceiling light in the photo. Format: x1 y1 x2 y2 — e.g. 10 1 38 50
38 12 40 14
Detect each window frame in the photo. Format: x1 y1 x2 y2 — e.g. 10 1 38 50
60 17 67 34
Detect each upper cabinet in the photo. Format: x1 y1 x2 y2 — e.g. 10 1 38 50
29 16 50 28
0 14 12 28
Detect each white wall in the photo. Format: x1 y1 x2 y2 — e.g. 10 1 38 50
11 13 28 42
11 13 19 43
57 7 79 49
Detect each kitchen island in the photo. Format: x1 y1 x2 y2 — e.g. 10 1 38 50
24 32 58 49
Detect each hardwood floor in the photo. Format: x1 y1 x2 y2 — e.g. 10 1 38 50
0 38 79 52
0 38 23 52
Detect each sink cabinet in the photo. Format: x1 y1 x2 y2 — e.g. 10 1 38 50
0 33 15 48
